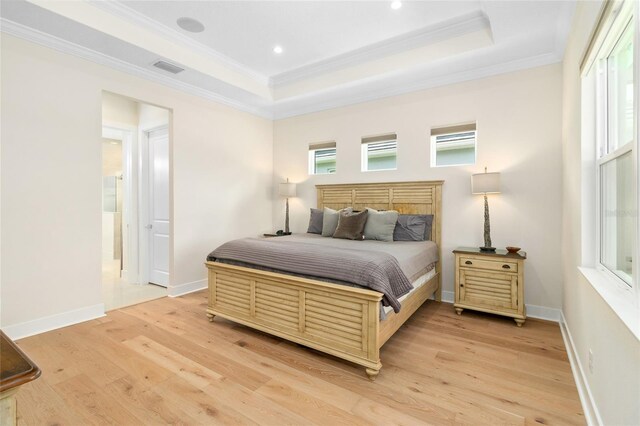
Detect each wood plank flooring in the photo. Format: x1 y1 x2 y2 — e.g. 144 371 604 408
14 291 584 425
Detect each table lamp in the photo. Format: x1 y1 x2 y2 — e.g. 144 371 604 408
471 167 500 252
279 178 297 235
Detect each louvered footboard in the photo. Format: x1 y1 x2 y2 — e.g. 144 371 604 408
205 261 383 379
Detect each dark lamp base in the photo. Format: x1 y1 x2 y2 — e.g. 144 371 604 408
479 246 496 252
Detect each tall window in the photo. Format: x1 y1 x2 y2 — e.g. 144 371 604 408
361 133 397 171
308 142 336 175
583 0 636 290
430 123 477 167
599 19 635 286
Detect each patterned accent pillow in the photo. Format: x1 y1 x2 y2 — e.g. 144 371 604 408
333 209 369 240
393 214 434 241
307 208 323 234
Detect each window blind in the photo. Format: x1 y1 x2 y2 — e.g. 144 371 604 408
314 148 336 159
435 132 475 145
366 141 397 153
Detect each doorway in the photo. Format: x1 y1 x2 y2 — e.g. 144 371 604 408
146 127 170 287
101 136 125 289
101 92 170 310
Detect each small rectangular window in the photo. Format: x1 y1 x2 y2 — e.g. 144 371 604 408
361 133 397 171
308 141 336 175
430 123 477 167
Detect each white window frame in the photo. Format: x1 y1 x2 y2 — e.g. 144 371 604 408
361 135 397 172
580 0 639 339
596 145 634 290
308 142 338 176
594 6 636 290
430 124 477 168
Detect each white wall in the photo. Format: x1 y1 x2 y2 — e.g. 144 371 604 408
273 64 564 313
102 91 138 127
0 35 273 332
138 102 170 131
2 14 638 423
561 2 640 424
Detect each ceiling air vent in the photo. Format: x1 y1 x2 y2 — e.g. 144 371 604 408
153 60 184 74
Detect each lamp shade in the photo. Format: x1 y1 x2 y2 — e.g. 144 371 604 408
279 182 297 198
471 172 500 194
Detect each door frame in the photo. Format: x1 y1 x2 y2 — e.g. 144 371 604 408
102 123 138 284
138 124 170 287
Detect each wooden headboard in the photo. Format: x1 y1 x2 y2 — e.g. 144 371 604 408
315 181 443 250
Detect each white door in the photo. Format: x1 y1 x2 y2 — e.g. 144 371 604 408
148 127 170 287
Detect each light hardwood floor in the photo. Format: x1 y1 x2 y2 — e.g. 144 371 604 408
14 290 584 425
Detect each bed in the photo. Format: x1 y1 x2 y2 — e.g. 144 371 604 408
204 181 443 379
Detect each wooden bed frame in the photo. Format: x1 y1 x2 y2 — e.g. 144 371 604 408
205 181 443 379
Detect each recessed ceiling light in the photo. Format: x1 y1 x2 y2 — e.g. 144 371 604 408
273 45 283 54
391 1 402 10
177 17 205 33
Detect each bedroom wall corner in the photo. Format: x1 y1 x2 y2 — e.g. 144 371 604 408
272 63 564 315
0 34 274 336
561 1 640 425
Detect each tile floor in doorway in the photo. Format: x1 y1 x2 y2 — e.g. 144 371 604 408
102 259 167 311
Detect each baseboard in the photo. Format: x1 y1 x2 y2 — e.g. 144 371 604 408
434 290 561 322
439 290 454 303
525 304 562 322
438 293 597 422
559 312 602 426
2 303 106 341
168 279 207 297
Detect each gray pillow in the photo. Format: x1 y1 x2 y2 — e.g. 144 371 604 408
393 214 434 241
333 209 369 240
321 207 353 237
307 208 323 234
364 208 399 242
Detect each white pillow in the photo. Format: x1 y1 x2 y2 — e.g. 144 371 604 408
364 208 399 242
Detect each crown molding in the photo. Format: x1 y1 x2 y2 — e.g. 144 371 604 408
89 0 492 91
272 50 562 120
1 16 564 122
269 10 492 88
0 18 273 119
85 0 269 86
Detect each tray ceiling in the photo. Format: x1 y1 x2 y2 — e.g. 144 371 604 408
1 0 576 119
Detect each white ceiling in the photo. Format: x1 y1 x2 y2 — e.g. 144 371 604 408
0 0 576 119
121 0 483 77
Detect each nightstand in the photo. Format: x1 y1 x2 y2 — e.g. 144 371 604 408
453 247 526 326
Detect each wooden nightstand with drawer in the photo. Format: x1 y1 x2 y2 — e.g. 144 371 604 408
453 247 527 326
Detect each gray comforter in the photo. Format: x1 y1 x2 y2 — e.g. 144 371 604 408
208 238 414 312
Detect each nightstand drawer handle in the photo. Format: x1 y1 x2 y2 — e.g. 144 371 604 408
502 264 511 269
464 260 472 265
460 284 464 287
